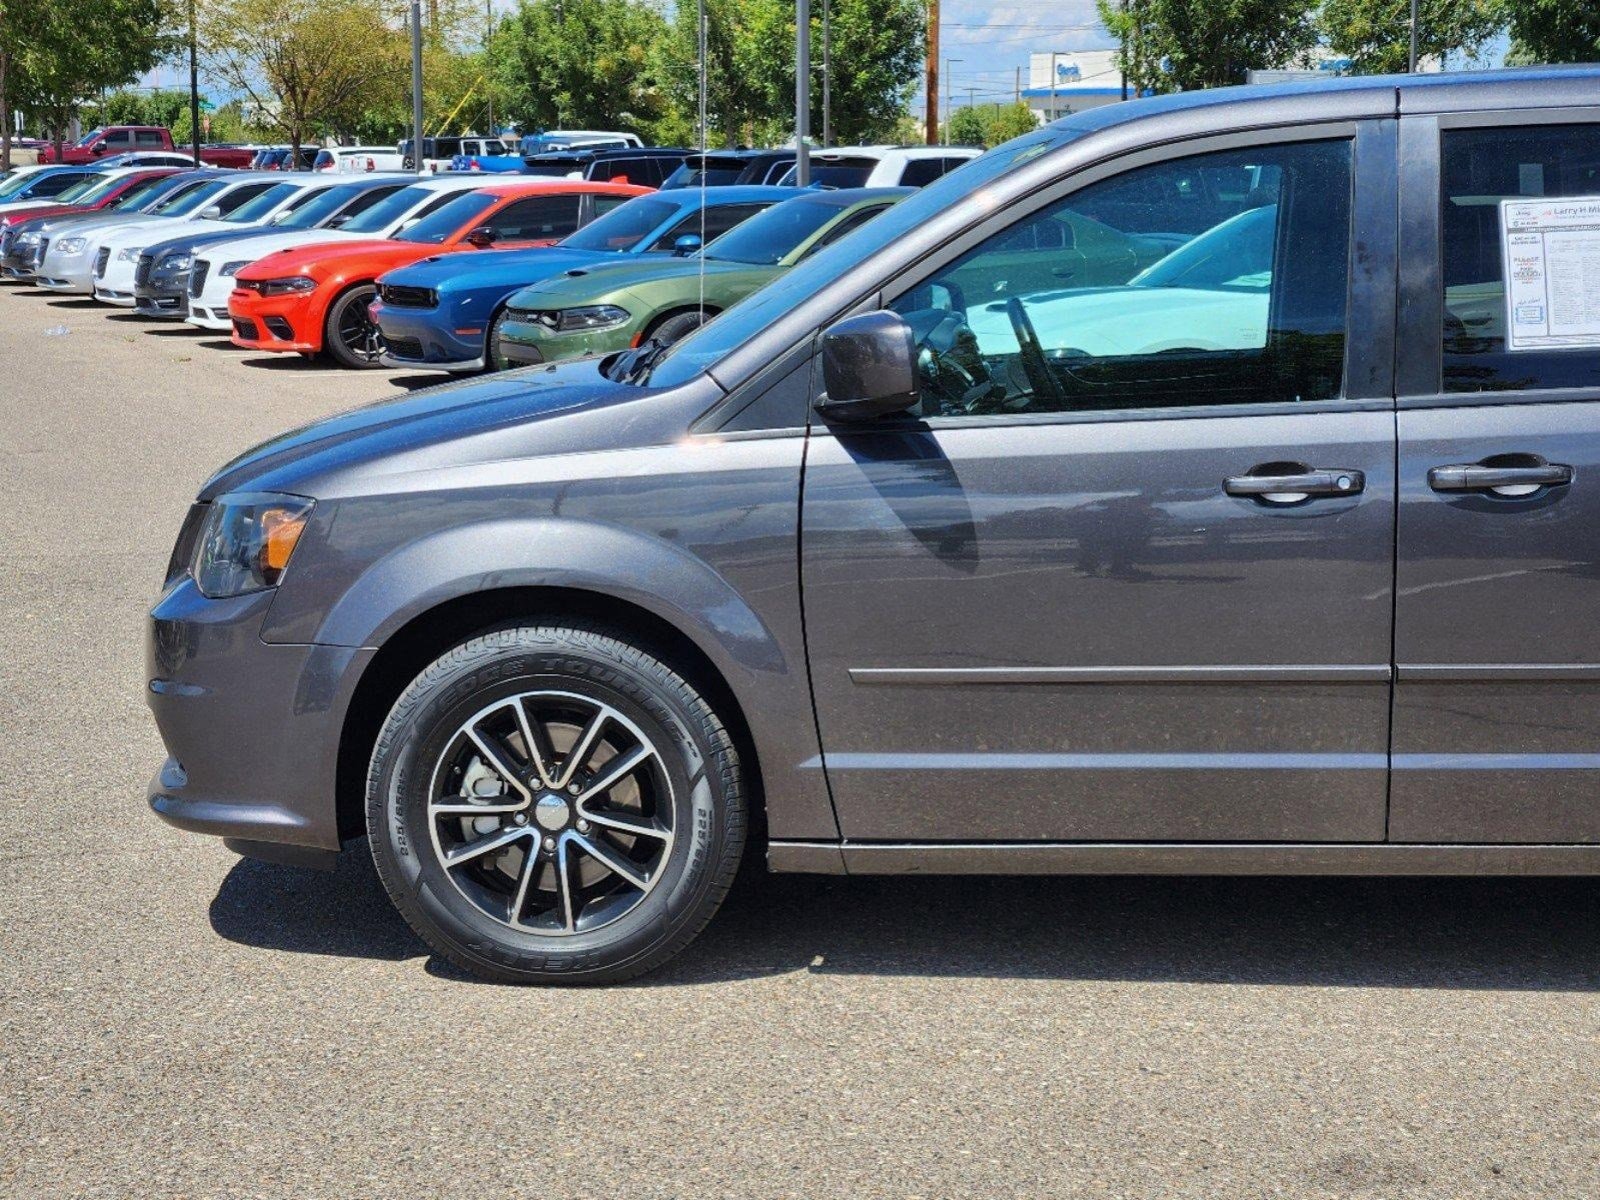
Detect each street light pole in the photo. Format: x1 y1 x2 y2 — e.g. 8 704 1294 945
1051 51 1059 123
187 0 200 165
1408 0 1419 72
822 0 831 148
410 0 425 174
796 0 810 185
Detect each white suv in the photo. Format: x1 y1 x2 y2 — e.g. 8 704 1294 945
776 145 982 188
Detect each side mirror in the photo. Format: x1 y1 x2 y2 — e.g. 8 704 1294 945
464 225 497 248
199 205 223 219
671 233 701 256
815 310 920 422
91 142 107 155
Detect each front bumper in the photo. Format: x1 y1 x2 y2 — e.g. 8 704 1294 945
35 250 96 293
0 237 44 280
146 575 375 855
134 273 193 318
496 313 634 367
229 287 322 353
93 254 142 305
371 298 484 372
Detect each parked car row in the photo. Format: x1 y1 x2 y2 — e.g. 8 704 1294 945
0 149 978 375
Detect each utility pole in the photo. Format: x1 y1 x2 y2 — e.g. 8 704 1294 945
697 0 707 153
796 0 810 185
410 0 425 174
1014 65 1021 104
1120 0 1128 100
1408 0 1419 72
485 0 494 136
924 0 939 145
187 0 200 164
822 0 831 148
1050 51 1059 123
944 57 960 145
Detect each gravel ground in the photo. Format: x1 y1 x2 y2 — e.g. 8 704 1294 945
2 284 1599 1199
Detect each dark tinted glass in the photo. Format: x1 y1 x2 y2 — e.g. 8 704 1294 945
899 158 948 187
394 191 498 243
887 138 1352 416
562 197 678 251
485 195 581 240
654 203 771 250
1441 124 1600 393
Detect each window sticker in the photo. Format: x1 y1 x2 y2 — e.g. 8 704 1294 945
1501 197 1600 352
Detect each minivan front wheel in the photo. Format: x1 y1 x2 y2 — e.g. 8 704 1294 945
367 625 746 984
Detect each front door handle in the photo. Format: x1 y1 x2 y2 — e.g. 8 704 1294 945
1428 459 1573 497
1224 464 1365 505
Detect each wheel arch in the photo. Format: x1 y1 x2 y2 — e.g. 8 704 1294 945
334 584 768 850
642 302 720 342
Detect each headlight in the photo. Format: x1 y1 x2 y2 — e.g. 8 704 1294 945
16 232 42 247
54 236 85 254
116 246 143 262
191 493 315 598
248 275 317 296
219 260 250 278
552 304 629 333
157 251 193 273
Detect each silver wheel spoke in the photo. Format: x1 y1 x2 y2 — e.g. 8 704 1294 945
507 843 541 927
444 823 529 868
429 799 526 817
575 745 653 805
578 806 671 844
554 838 578 932
555 706 611 788
511 697 557 789
572 831 651 891
465 721 532 799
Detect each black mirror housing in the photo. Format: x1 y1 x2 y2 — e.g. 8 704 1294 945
465 225 497 248
816 310 920 422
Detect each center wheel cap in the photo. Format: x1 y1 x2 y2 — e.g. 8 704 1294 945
533 793 571 832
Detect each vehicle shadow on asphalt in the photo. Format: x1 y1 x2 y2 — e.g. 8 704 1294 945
209 847 1600 991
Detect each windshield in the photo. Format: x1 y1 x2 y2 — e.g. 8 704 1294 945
1130 204 1278 292
394 190 496 244
560 197 676 252
341 183 436 234
277 183 365 229
701 197 848 266
112 176 180 210
778 158 879 187
51 173 111 203
0 171 50 200
153 179 227 215
222 182 297 223
646 128 1075 389
76 129 105 147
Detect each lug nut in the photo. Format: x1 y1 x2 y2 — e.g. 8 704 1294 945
576 819 590 833
513 812 528 825
543 836 556 851
568 783 580 795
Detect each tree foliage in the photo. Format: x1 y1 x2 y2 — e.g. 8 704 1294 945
1 0 179 164
1321 0 1506 73
946 101 1036 149
1506 0 1600 65
1098 0 1319 93
201 0 408 155
489 0 669 139
809 0 924 145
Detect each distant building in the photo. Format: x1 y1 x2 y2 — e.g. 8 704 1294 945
1022 50 1131 123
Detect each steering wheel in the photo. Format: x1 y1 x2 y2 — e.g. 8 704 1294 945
1006 297 1067 406
910 312 1003 415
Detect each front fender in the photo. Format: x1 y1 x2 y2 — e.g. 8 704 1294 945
265 515 785 675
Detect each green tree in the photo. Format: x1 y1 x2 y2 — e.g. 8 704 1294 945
489 0 668 140
946 104 986 147
1 0 179 167
984 101 1038 144
810 0 924 144
1320 0 1507 74
1098 0 1319 93
201 0 408 158
1506 0 1600 64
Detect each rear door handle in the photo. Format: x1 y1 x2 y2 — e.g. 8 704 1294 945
1224 465 1365 504
1428 460 1573 497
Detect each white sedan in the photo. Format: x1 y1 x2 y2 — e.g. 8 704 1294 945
185 175 488 329
91 175 342 305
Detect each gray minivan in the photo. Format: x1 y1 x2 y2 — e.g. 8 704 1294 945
149 68 1600 983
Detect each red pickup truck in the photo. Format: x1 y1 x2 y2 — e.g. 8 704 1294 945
35 126 256 168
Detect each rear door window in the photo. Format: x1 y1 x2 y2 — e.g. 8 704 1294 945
485 195 582 240
1440 123 1600 392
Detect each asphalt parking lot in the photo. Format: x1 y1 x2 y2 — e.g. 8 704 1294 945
3 286 1600 1199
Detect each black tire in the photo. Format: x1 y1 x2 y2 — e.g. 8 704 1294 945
367 624 747 985
647 308 710 347
484 307 513 372
323 283 385 369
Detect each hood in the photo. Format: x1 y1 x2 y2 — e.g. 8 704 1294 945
513 255 759 305
387 245 614 294
0 202 73 226
238 238 418 280
198 355 717 501
194 227 362 267
20 208 157 235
